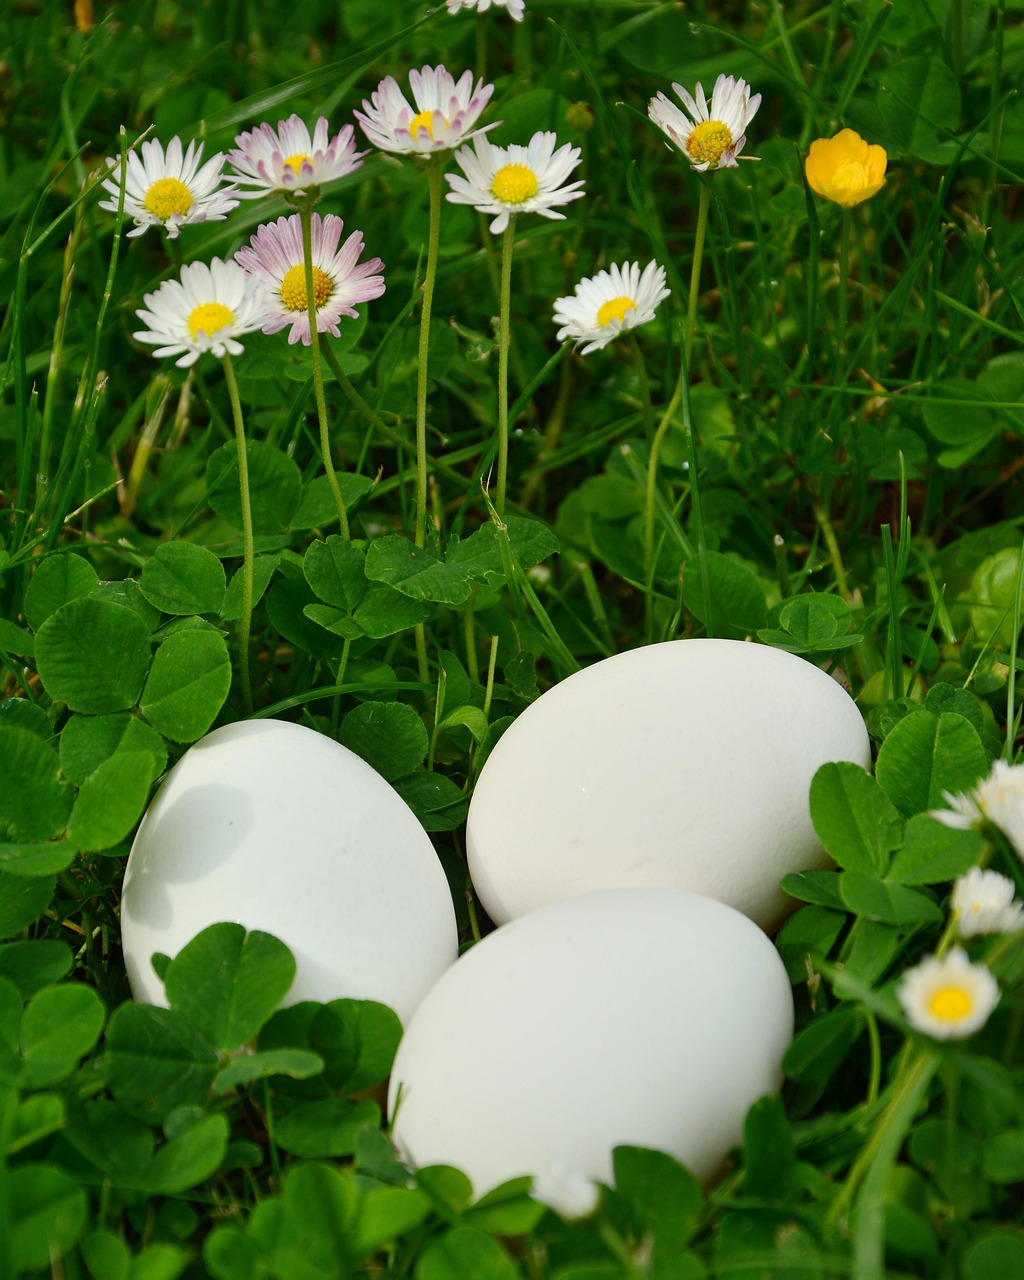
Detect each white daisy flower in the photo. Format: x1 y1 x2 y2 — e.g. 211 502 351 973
234 212 386 347
98 136 238 239
897 947 1000 1041
933 760 1024 863
951 867 1024 938
445 131 585 234
226 114 366 198
133 257 263 367
553 260 669 355
648 73 762 172
355 65 497 158
446 0 525 18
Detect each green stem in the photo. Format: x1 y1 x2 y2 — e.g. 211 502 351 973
643 372 683 642
415 156 444 548
838 206 851 356
299 200 349 539
496 215 516 515
221 354 254 715
684 178 712 368
627 330 653 438
826 1048 938 1237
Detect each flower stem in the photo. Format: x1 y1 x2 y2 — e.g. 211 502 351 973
826 1047 938 1237
643 372 683 642
415 156 444 548
299 199 349 539
627 331 653 438
838 206 851 356
496 215 516 515
221 354 254 715
684 178 712 368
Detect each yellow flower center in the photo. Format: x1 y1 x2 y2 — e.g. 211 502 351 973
280 264 334 312
409 110 446 140
928 984 973 1023
491 163 539 205
686 120 733 167
283 152 312 176
144 176 194 221
596 295 635 328
188 301 233 340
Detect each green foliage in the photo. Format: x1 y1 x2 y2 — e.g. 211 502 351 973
1 0 1023 1273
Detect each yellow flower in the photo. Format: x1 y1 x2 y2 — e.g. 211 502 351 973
804 129 887 207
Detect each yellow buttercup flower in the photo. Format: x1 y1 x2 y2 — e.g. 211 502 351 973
805 128 887 207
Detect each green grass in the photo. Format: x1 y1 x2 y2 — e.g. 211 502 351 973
1 0 1024 1276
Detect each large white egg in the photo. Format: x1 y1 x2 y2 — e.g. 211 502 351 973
389 888 794 1196
467 638 870 928
121 719 457 1024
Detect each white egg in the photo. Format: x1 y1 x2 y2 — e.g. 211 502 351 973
121 719 457 1025
389 888 794 1197
467 638 870 929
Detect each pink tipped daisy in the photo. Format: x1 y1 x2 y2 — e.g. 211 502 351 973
648 73 761 172
98 135 238 239
446 0 525 18
354 64 496 157
226 114 366 199
553 261 670 354
133 258 263 367
235 212 386 346
445 131 585 234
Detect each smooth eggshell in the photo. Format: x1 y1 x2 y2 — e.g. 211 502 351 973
467 638 871 928
389 888 794 1194
121 719 457 1025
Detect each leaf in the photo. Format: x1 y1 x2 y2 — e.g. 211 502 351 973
275 1097 380 1156
0 872 56 940
839 873 943 926
875 710 989 816
23 552 98 631
888 813 984 885
8 1164 88 1273
221 554 281 621
394 772 470 832
319 999 402 1093
774 905 846 983
214 1048 325 1093
354 1187 430 1254
0 618 34 658
104 1003 218 1123
809 762 903 874
352 583 431 637
67 750 154 851
783 1007 863 1084
0 725 72 841
139 1113 229 1194
163 924 296 1054
683 550 767 639
779 870 846 911
0 941 71 998
338 701 428 781
20 983 106 1087
0 840 78 877
303 604 364 639
447 516 560 584
59 712 166 786
365 535 476 606
206 440 302 533
304 536 368 610
416 1226 519 1280
613 1145 702 1259
743 1096 795 1199
35 597 151 714
877 55 961 160
140 629 232 743
292 471 374 529
139 543 227 616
